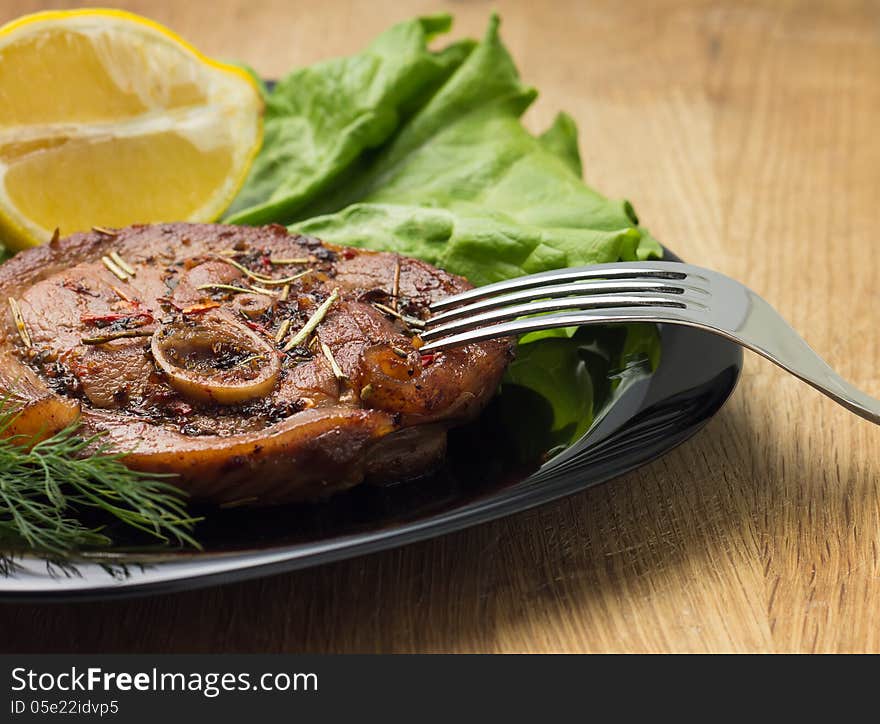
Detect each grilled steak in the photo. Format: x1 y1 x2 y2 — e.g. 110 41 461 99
0 223 512 504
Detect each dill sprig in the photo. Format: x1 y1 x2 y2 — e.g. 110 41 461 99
0 402 200 555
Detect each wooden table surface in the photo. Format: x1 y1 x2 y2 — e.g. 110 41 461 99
2 0 879 654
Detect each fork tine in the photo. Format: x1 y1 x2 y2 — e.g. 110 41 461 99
430 262 707 311
421 292 705 341
419 307 690 352
423 259 880 424
428 278 708 325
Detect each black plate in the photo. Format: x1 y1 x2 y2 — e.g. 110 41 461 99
0 250 742 601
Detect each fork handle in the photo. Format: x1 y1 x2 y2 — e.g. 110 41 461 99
727 293 880 425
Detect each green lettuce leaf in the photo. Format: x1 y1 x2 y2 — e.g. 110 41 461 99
227 13 662 455
226 14 474 223
498 324 658 461
505 336 594 438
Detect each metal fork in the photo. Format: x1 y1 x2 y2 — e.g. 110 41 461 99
421 261 880 424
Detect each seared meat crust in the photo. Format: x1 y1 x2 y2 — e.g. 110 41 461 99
0 223 512 504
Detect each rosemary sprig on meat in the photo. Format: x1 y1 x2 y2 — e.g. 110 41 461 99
372 302 426 329
7 297 31 348
108 251 136 277
91 226 119 237
319 341 347 381
233 354 265 368
209 254 311 286
81 328 154 345
282 288 339 351
391 256 401 311
248 284 280 297
274 318 292 344
196 282 277 297
101 255 130 282
0 400 200 554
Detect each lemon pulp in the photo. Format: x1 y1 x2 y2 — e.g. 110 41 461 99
0 9 263 251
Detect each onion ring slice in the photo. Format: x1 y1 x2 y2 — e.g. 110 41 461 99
151 313 280 405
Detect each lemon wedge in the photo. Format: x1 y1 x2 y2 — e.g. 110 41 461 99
0 9 263 251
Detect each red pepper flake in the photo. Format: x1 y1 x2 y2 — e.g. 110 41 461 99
420 353 436 367
181 301 221 315
244 320 271 336
342 249 356 260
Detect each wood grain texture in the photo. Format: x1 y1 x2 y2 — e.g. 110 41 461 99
0 0 878 653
